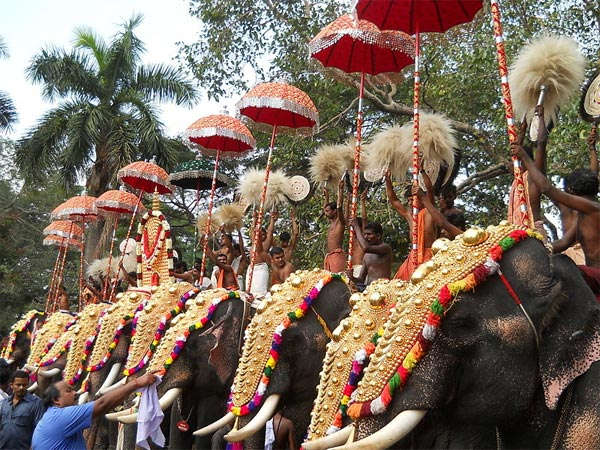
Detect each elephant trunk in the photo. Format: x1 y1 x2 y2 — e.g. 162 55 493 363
117 388 182 424
192 412 235 436
302 425 354 450
38 367 61 377
224 394 280 442
96 363 122 396
332 409 427 450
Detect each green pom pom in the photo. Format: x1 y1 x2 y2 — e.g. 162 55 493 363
431 300 444 315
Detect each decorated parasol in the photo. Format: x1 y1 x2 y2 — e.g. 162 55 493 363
310 14 415 269
580 69 600 147
42 234 82 313
96 189 147 301
182 114 256 277
51 196 98 311
355 0 482 263
43 221 83 313
237 82 318 295
169 159 232 191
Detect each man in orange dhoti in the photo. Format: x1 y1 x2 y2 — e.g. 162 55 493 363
323 178 347 273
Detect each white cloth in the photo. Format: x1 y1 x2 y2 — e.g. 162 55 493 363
264 417 275 450
352 264 363 278
194 276 213 290
211 266 219 289
232 256 245 290
246 262 269 298
0 388 8 400
136 375 166 450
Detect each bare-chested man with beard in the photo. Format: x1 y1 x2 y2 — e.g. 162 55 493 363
323 178 346 273
246 210 276 298
347 219 392 289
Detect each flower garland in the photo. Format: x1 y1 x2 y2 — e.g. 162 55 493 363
67 309 109 385
122 287 199 376
347 229 541 419
327 329 384 434
143 224 164 262
0 310 44 360
40 340 71 367
37 317 78 366
157 290 241 375
228 272 345 417
135 211 174 286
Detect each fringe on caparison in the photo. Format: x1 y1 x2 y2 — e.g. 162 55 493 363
509 34 586 124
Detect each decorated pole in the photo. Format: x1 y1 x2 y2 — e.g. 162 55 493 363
46 246 64 313
199 148 222 279
489 0 530 227
346 72 366 270
101 217 120 301
52 224 74 312
246 125 277 295
78 216 86 310
410 28 421 267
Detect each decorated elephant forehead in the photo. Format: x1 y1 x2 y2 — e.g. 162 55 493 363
349 222 543 418
1 310 43 360
62 303 110 384
230 269 342 411
136 209 174 287
307 279 403 440
86 288 151 369
27 311 76 366
124 282 194 374
146 288 231 374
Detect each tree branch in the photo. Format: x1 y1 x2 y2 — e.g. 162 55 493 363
456 163 508 194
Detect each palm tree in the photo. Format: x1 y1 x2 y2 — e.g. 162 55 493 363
16 15 197 195
0 36 17 132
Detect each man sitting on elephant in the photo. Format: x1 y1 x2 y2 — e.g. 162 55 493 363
513 143 600 300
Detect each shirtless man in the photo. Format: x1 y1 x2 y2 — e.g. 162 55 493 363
512 143 600 297
269 247 294 285
246 210 276 297
323 178 346 272
279 208 299 263
347 220 391 288
418 172 464 238
219 233 235 264
205 245 239 290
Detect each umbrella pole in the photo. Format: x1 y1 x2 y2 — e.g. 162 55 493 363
108 189 144 300
52 222 75 312
200 148 222 280
78 216 86 311
489 0 530 227
410 29 421 268
102 216 120 301
192 179 201 266
346 71 366 271
46 246 64 313
247 125 277 295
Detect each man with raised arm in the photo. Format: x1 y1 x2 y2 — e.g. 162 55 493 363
246 210 277 298
418 171 465 239
279 207 299 263
323 178 346 273
346 220 392 289
205 242 239 290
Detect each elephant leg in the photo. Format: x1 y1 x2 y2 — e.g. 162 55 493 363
211 424 232 450
192 393 228 450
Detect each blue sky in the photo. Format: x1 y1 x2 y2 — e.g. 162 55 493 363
1 0 236 140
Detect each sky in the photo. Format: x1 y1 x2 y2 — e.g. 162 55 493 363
1 0 236 140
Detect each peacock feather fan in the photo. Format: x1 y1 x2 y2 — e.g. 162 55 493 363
213 203 244 233
237 168 291 210
509 35 586 125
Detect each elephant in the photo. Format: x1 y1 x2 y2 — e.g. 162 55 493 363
323 228 600 449
0 310 45 370
199 269 351 449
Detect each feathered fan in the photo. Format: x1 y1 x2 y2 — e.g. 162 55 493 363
213 203 244 233
509 35 586 129
309 141 355 189
237 168 291 210
364 112 456 189
197 212 219 237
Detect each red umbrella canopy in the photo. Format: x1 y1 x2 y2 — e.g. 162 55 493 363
309 14 415 76
43 234 82 251
51 196 98 221
43 220 83 239
184 114 256 158
117 161 173 195
95 190 147 216
355 0 483 33
237 82 319 136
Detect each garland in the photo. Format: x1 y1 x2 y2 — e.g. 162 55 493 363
228 272 345 416
67 309 109 385
37 317 78 366
143 224 164 262
347 229 541 419
0 310 44 360
40 340 71 367
157 290 241 375
135 211 174 286
123 287 199 376
327 329 384 434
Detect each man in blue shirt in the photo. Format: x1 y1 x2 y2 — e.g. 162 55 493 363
32 372 156 450
0 370 44 450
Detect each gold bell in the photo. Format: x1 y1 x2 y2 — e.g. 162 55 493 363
364 319 375 330
369 292 385 307
168 286 177 294
462 227 488 246
271 284 282 294
332 327 342 341
431 238 451 254
411 266 428 284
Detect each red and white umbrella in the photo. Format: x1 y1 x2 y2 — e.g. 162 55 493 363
42 233 82 313
309 14 415 269
43 220 83 239
237 82 319 296
355 0 484 264
183 114 256 276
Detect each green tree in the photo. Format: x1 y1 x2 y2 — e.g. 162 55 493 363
177 0 600 269
16 14 198 196
0 36 17 132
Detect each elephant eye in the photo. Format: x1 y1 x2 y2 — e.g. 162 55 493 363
442 314 479 340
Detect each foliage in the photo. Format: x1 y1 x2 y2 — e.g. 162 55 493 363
16 15 198 196
0 35 17 132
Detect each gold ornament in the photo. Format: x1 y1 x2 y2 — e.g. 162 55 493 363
27 311 75 367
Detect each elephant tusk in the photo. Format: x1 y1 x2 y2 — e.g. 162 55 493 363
22 364 37 372
4 359 14 365
96 363 122 396
331 410 427 450
97 375 126 397
105 397 141 421
78 392 90 405
224 394 280 442
193 412 235 436
38 368 61 378
302 425 354 450
117 412 138 424
117 388 181 425
27 382 38 392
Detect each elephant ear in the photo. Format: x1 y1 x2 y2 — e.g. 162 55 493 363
539 255 600 410
208 302 241 385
